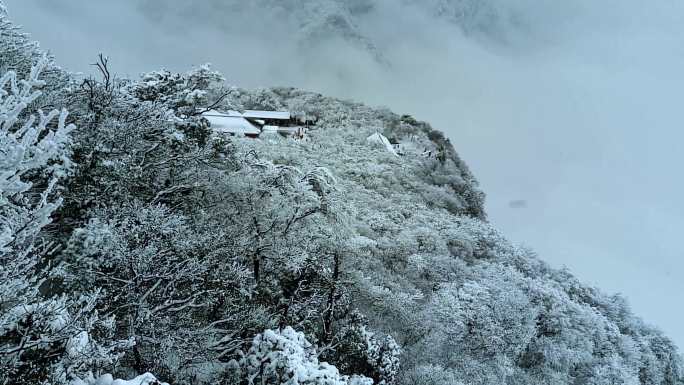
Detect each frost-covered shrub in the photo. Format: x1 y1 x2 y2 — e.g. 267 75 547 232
1 292 128 385
237 327 372 385
326 312 401 385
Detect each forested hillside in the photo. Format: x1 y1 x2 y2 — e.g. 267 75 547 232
1 5 682 385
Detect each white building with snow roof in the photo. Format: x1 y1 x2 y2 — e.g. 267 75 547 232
242 110 292 122
201 109 308 139
201 109 261 137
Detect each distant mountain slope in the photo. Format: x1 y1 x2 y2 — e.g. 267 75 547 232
138 0 388 64
135 0 537 65
212 85 684 384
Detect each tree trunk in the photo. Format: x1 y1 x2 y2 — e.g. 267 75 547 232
323 252 341 342
253 255 260 284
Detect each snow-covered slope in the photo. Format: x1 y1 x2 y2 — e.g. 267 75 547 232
209 85 683 384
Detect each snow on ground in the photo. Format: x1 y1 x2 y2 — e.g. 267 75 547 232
71 372 169 385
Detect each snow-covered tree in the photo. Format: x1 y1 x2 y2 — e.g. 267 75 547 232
58 64 235 228
0 57 122 385
0 4 44 76
63 203 255 379
133 64 225 117
0 55 71 381
0 4 70 109
237 327 372 385
325 311 401 385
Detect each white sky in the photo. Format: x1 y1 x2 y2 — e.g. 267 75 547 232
5 0 683 349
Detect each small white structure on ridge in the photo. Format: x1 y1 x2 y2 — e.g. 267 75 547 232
242 110 291 122
201 109 261 137
201 109 308 139
366 132 399 156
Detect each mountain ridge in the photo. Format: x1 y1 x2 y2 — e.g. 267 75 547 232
1 4 682 384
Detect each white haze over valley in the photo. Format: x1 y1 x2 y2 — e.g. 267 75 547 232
6 0 683 348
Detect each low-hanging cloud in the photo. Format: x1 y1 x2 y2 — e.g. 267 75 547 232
5 0 684 348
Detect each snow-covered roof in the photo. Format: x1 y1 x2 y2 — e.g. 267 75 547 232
202 110 261 135
202 109 242 117
243 110 291 120
366 132 398 156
